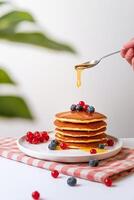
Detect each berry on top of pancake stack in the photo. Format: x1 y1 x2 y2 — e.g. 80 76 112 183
54 101 109 149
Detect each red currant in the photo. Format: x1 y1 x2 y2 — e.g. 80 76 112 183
41 132 49 141
32 137 39 144
44 134 49 141
32 191 40 199
41 131 48 134
26 131 34 140
83 104 89 111
60 142 68 149
79 101 85 106
34 131 41 138
51 170 59 178
104 178 112 187
107 139 114 146
90 148 97 154
39 135 45 143
26 136 29 142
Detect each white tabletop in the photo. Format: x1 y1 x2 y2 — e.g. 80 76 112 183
0 138 134 200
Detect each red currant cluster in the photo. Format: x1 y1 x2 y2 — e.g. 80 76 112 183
26 131 49 144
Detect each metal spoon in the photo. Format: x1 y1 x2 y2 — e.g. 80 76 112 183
75 50 120 70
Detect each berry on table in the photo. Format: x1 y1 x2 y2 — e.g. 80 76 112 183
90 148 97 154
32 191 40 199
89 159 99 167
67 177 77 186
104 177 113 187
98 143 105 149
60 142 68 149
79 101 85 106
70 104 76 111
51 170 59 178
107 139 114 146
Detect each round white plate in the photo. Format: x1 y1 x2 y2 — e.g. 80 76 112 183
17 134 123 163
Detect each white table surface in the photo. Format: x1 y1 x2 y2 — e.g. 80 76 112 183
0 138 134 200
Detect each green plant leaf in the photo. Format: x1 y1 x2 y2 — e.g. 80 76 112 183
0 96 33 119
0 68 15 84
0 10 35 32
0 32 76 53
0 1 6 5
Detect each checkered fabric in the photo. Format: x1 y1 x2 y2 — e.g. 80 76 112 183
0 137 134 183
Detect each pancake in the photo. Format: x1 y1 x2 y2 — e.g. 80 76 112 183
55 128 106 137
64 141 107 149
54 120 107 131
55 132 107 143
55 111 106 123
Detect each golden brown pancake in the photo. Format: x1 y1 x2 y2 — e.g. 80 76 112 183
55 111 106 123
64 141 107 149
54 120 107 131
55 132 107 143
55 128 106 137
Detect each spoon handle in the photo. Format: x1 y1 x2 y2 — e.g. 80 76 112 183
100 50 120 61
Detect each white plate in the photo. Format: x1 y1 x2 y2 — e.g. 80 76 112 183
17 134 123 163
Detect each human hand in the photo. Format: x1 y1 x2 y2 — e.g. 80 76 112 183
121 38 134 70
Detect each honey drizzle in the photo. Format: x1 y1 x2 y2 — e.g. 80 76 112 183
76 68 84 88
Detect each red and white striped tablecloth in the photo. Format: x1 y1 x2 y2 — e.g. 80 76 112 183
0 137 134 183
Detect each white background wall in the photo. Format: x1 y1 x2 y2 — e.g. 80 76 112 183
0 0 134 137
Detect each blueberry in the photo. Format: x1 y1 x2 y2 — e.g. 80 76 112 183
51 139 59 146
48 142 57 150
76 104 83 111
89 159 99 167
70 104 76 111
67 177 77 186
87 106 95 113
98 143 105 149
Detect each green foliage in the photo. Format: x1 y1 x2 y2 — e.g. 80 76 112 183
0 96 33 119
0 68 15 84
0 32 75 52
0 1 76 119
0 1 6 5
0 11 35 32
0 9 76 53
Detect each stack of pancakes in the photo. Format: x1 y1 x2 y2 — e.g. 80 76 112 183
54 111 108 149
